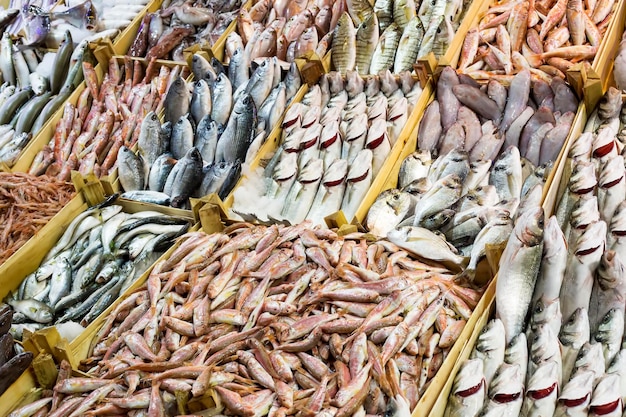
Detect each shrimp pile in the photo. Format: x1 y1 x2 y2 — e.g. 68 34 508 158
0 172 75 264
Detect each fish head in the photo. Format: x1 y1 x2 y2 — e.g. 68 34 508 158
452 358 485 397
504 333 527 366
322 158 348 186
570 132 594 161
346 149 373 181
513 206 544 246
559 370 594 407
530 295 561 327
607 349 626 373
365 76 380 97
298 158 323 183
574 220 606 259
345 70 364 97
589 374 622 414
559 307 589 346
543 215 567 258
609 201 626 235
401 178 431 197
185 147 203 164
570 160 597 193
526 361 559 400
574 342 604 373
597 250 626 290
489 363 523 401
570 195 599 229
475 318 505 353
595 308 624 342
593 127 618 159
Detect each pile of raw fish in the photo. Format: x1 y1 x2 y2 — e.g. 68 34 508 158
26 58 190 180
0 31 90 166
6 0 150 47
9 221 485 416
331 0 470 75
0 304 32 397
129 0 243 61
231 70 422 225
117 53 302 209
231 0 340 65
365 68 577 273
4 198 190 339
456 0 616 79
445 87 626 417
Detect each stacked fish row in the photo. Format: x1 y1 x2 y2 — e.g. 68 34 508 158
456 0 616 80
0 173 75 264
4 198 190 340
230 69 422 225
6 0 151 47
8 222 485 416
129 0 243 61
229 0 339 64
26 58 190 181
364 69 576 270
0 304 32 398
331 0 469 75
0 31 89 166
444 88 626 416
116 53 302 209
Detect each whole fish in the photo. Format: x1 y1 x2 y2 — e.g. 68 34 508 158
332 13 357 74
555 370 594 416
496 207 544 343
481 363 524 416
366 189 412 237
522 360 559 417
532 216 567 305
387 226 466 268
470 319 506 387
560 307 590 384
444 359 486 417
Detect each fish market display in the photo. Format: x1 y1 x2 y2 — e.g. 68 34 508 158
0 30 91 167
231 0 340 64
331 0 470 75
116 53 301 209
4 198 190 339
27 57 190 181
446 88 626 417
128 0 243 61
456 0 616 80
365 68 576 258
16 221 485 416
231 69 423 225
0 304 33 397
6 0 150 47
0 172 75 264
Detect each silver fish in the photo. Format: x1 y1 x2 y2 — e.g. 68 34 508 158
481 363 524 416
307 158 349 226
387 226 466 268
554 370 594 417
560 307 590 384
471 318 506 388
528 324 562 389
117 146 145 192
341 149 373 221
281 158 323 224
496 206 544 344
489 146 523 202
588 374 623 417
532 216 567 305
522 360 559 417
444 359 486 417
399 150 431 188
594 308 624 368
366 189 412 237
590 250 626 333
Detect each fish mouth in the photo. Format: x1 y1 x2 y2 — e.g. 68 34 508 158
589 399 621 415
493 392 521 403
561 393 590 408
456 380 484 397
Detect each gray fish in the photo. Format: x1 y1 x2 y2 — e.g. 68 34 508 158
170 114 195 160
215 93 257 163
413 174 462 227
387 225 466 268
137 111 165 176
504 333 528 382
117 146 145 192
284 62 301 102
0 33 14 86
8 299 53 323
504 106 534 150
190 79 212 126
573 342 605 378
560 220 606 322
229 48 249 91
430 149 470 183
487 80 508 114
452 84 502 124
418 100 443 152
444 359 486 417
191 53 214 82
465 211 513 274
195 116 220 165
0 88 33 125
496 207 544 343
121 191 171 206
30 86 72 134
489 146 523 202
246 59 274 110
50 31 73 94
197 161 241 199
471 318 506 388
528 324 562 390
366 189 413 237
14 91 52 135
148 153 176 193
532 216 567 306
211 73 233 126
399 150 431 188
164 77 190 124
258 83 286 134
560 307 590 384
164 147 203 208
594 308 624 367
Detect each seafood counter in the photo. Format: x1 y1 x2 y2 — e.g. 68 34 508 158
8 221 488 417
442 89 626 416
230 69 422 225
3 198 191 340
116 53 303 209
129 0 244 60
